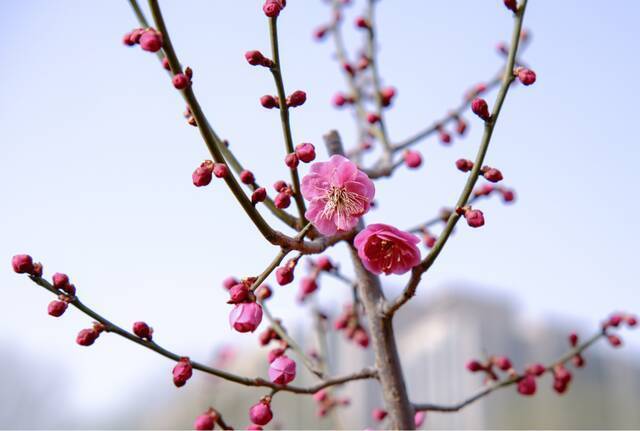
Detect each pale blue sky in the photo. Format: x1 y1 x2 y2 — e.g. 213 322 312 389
1 0 639 425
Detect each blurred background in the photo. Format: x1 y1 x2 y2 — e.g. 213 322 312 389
1 0 639 429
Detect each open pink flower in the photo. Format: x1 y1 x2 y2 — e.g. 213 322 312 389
354 223 421 275
301 155 375 235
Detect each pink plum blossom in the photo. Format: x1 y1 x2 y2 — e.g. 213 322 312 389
301 155 375 235
354 223 421 275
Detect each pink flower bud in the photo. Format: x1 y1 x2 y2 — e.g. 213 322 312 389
313 26 328 40
76 328 99 346
273 180 287 192
494 356 512 371
572 354 585 368
133 321 153 340
139 29 163 52
353 328 369 348
367 112 381 124
222 276 239 290
212 163 228 178
276 266 294 285
287 90 307 107
252 187 267 204
332 92 347 107
32 262 43 277
607 334 622 347
123 32 136 46
464 209 485 228
284 153 299 168
172 73 190 90
372 408 387 422
554 365 572 385
355 16 369 29
316 256 333 271
626 315 638 327
483 167 503 183
414 411 426 427
172 357 193 387
194 414 215 430
274 192 291 209
229 302 263 333
517 68 536 86
295 143 316 163
343 62 355 76
299 277 318 295
517 375 536 396
48 300 68 317
52 273 70 290
249 400 273 426
403 150 422 169
439 130 452 145
268 347 285 363
228 284 250 303
381 87 396 107
245 50 265 66
466 359 483 372
256 284 272 301
247 425 263 431
471 98 490 121
12 254 34 274
240 170 255 185
263 0 282 18
568 332 578 347
260 95 278 109
192 161 214 187
455 159 474 172
162 57 170 70
553 378 568 394
525 363 546 377
268 355 296 384
456 118 468 135
501 188 516 203
504 0 518 12
609 314 623 327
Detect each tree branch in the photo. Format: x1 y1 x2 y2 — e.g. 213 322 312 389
384 0 529 318
414 328 607 412
28 274 375 395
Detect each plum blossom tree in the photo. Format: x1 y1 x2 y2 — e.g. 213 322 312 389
10 0 638 429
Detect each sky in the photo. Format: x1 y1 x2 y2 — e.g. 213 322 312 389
1 0 639 427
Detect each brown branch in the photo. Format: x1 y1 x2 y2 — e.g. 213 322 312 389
28 275 376 394
146 0 350 255
384 0 529 318
414 329 607 412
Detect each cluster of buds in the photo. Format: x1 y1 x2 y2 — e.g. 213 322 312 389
122 28 163 52
285 143 317 169
260 90 307 109
334 303 369 348
225 278 264 333
466 355 514 383
312 389 350 418
472 183 516 203
76 323 105 347
273 180 293 209
602 312 637 345
481 165 504 183
332 92 355 108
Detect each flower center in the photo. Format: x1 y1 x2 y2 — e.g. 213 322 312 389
320 186 367 224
